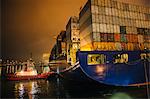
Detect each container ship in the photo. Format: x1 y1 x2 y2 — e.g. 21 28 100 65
60 0 150 87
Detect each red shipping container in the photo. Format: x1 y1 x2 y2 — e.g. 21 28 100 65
132 35 138 43
121 43 127 50
114 34 120 42
126 34 131 43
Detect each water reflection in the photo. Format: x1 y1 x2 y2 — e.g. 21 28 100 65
14 81 41 99
1 78 148 98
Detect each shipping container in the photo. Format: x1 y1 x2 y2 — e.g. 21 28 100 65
144 43 150 49
106 24 111 33
121 43 127 50
144 35 150 43
92 23 96 32
101 24 107 33
105 7 111 16
98 0 105 7
114 25 120 33
98 15 104 23
120 34 127 42
133 43 140 50
127 43 134 50
132 35 138 43
108 42 116 50
115 42 122 50
107 33 114 42
95 14 99 22
114 34 120 42
80 43 93 51
92 14 96 22
138 43 144 50
104 0 111 8
126 34 131 42
138 35 144 43
96 23 100 32
91 5 99 14
100 33 107 42
93 42 116 51
111 0 118 9
98 6 106 15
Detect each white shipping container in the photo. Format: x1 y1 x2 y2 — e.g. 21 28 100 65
92 14 96 22
95 6 99 14
98 0 105 7
115 17 119 25
121 18 126 26
99 15 103 23
125 18 129 26
95 14 99 22
127 19 132 27
91 5 95 13
123 11 127 18
106 24 111 33
93 32 97 41
118 10 121 18
99 24 104 32
110 25 114 33
91 0 95 5
97 33 100 41
105 7 110 16
118 2 124 10
116 25 120 33
104 15 109 24
96 23 100 32
117 2 121 10
132 27 138 34
129 4 132 11
108 16 113 24
114 8 119 17
104 0 110 7
92 23 96 32
98 7 106 15
111 8 116 16
103 24 107 33
102 15 106 24
138 35 144 43
91 5 98 14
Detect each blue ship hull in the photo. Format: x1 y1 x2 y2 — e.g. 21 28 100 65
61 50 150 87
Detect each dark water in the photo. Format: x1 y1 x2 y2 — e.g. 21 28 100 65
0 77 149 99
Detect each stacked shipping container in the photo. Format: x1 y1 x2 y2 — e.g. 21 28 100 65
79 0 150 51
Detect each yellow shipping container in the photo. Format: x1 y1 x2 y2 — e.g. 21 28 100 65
115 42 122 51
80 43 93 51
144 43 150 49
93 42 116 51
139 43 144 50
127 43 134 50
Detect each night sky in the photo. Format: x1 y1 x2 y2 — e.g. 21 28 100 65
1 0 150 61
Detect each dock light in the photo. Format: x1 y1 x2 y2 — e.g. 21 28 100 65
96 65 106 76
96 66 105 73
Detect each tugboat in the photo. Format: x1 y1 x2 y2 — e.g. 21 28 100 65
6 59 54 81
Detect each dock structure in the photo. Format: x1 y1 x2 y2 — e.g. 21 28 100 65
0 60 24 77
